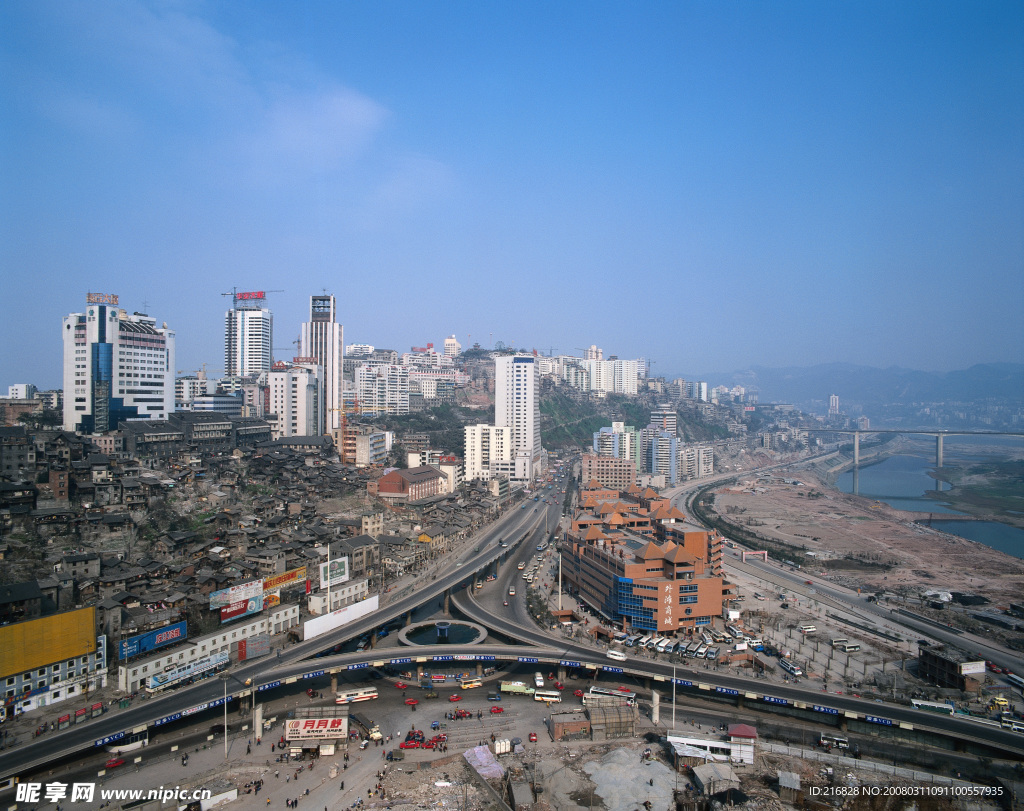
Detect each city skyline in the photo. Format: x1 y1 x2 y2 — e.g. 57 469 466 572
2 2 1023 389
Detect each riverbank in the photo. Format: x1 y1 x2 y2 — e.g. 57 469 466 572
707 470 1024 605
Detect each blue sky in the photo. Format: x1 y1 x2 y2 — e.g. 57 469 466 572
2 1 1022 390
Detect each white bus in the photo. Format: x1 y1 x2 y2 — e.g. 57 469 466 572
779 659 803 677
534 689 562 703
459 677 483 689
336 687 380 704
911 699 953 715
606 648 627 661
534 672 545 688
1006 673 1024 691
588 686 636 704
818 734 849 750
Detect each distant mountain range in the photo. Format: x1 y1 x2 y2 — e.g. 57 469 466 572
713 362 1024 410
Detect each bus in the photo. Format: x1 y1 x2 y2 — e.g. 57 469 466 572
1001 718 1024 734
534 672 545 688
589 686 636 704
534 690 562 703
1007 673 1024 691
498 681 535 696
818 734 849 750
839 643 861 653
911 699 954 715
459 677 483 689
779 659 803 677
336 687 380 704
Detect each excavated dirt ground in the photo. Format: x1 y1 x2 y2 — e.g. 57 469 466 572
711 470 1024 606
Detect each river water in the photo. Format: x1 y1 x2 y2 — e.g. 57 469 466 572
834 439 1024 560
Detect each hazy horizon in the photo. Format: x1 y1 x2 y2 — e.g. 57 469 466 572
2 2 1022 389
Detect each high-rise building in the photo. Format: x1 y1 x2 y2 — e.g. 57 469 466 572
62 294 175 433
592 422 640 464
443 335 461 358
224 293 273 377
650 405 677 436
463 423 512 481
494 355 542 480
267 361 323 438
300 294 344 429
828 394 840 417
355 365 409 416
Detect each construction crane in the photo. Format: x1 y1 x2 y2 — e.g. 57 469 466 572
176 363 224 379
221 287 283 309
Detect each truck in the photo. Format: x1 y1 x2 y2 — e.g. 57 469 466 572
499 681 536 696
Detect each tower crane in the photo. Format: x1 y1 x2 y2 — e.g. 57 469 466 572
221 287 284 309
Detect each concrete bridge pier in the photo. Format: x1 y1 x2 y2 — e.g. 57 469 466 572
331 674 337 693
476 663 483 678
405 610 413 627
853 431 860 467
936 434 944 468
443 589 451 615
557 666 566 682
651 690 660 725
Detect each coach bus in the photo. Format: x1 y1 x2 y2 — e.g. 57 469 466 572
910 699 954 715
335 687 380 704
534 689 562 704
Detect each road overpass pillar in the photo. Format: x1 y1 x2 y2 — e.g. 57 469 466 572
331 674 337 693
557 666 566 682
405 610 413 627
936 434 944 468
853 431 860 466
443 589 450 615
476 663 483 678
651 690 660 725
369 632 377 649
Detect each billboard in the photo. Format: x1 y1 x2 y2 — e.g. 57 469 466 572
236 291 265 301
146 651 229 691
221 597 262 623
209 580 263 609
0 607 96 680
303 595 379 641
263 593 280 610
238 633 271 662
319 557 350 590
119 621 187 659
263 567 306 592
286 717 349 741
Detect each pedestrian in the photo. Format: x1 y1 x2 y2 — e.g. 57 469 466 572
340 781 344 790
247 743 251 755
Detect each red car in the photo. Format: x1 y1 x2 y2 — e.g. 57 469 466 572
104 758 125 769
421 740 435 749
528 732 537 742
448 694 462 702
573 689 584 698
489 706 504 714
553 681 564 690
394 682 408 689
399 740 420 749
404 698 419 706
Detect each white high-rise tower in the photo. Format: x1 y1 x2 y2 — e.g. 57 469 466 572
300 294 344 429
62 293 175 433
494 354 542 481
224 293 273 377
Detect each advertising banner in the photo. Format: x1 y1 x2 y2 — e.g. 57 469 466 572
119 621 187 659
318 557 349 590
220 597 262 623
285 717 349 741
209 581 263 609
303 595 379 641
262 593 280 610
238 633 271 662
263 567 306 592
146 651 229 691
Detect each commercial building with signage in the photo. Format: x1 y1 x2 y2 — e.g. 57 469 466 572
917 645 986 691
562 523 729 634
224 296 273 377
118 604 298 692
62 294 176 433
0 607 108 716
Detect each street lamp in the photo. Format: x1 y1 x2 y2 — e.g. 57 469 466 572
218 672 230 761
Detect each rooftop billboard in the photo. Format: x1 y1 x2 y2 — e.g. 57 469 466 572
118 621 187 660
0 607 97 679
